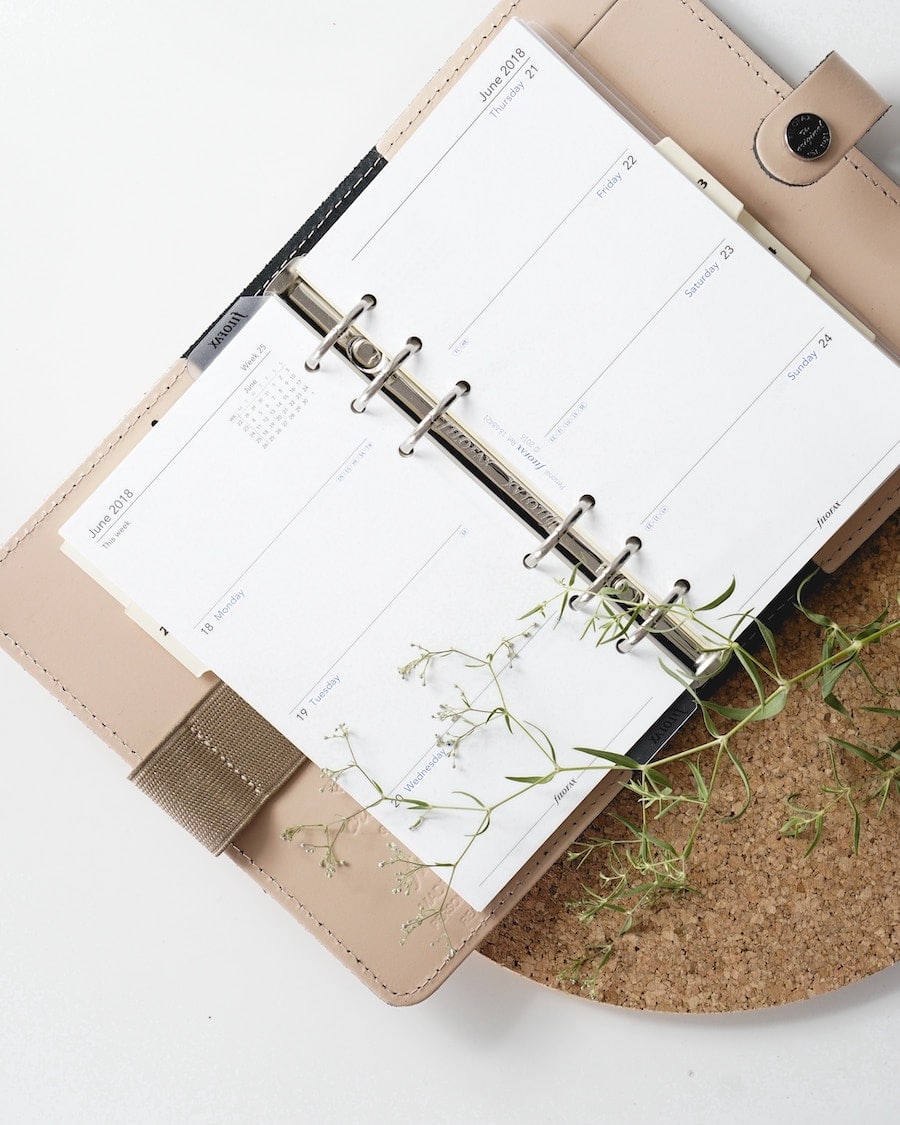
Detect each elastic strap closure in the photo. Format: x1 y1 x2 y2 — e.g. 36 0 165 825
130 682 305 855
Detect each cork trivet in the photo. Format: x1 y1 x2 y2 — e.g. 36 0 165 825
482 513 900 1011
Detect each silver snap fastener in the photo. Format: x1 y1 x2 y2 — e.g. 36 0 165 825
785 113 831 160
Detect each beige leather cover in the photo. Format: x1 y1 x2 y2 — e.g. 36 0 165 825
1 0 897 1004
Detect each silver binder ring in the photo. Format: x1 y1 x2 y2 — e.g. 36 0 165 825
523 495 595 568
617 579 690 653
572 536 642 609
351 336 422 414
398 381 469 456
304 294 376 372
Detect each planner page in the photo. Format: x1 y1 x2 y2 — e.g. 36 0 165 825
60 297 683 910
302 20 899 620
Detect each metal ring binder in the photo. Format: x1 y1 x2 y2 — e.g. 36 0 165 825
398 381 470 455
523 495 595 568
304 293 376 371
351 336 422 414
571 536 642 609
273 272 709 675
617 578 690 653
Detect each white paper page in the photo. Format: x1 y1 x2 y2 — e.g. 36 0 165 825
61 297 682 909
302 20 899 618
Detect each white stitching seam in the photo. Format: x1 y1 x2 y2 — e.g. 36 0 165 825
382 0 521 156
2 0 899 1001
678 0 899 206
190 724 263 795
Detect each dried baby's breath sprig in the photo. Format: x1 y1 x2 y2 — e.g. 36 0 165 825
284 576 900 975
281 724 383 876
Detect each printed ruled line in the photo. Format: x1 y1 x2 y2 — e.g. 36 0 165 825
289 524 464 716
544 238 727 438
193 437 372 630
351 56 533 261
739 437 900 613
475 694 659 890
638 327 824 525
447 149 629 350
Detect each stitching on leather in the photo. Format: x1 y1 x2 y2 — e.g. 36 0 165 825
229 816 581 999
382 0 521 156
0 3 593 996
676 1 784 97
0 628 137 759
841 157 900 208
0 0 894 1000
678 1 900 208
190 723 263 795
0 364 189 567
266 159 381 283
0 365 188 762
818 486 900 570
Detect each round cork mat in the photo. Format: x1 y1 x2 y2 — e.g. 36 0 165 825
482 513 900 1012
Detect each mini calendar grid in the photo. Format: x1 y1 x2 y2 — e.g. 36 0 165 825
229 357 311 449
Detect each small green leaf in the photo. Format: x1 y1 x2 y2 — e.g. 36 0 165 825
855 610 888 640
694 576 737 612
735 647 769 704
573 747 643 770
698 699 722 738
830 737 883 766
821 655 855 700
804 607 835 629
850 796 861 854
756 685 789 720
755 618 781 676
803 815 824 856
471 813 492 837
822 691 851 717
645 766 673 790
657 659 696 689
452 789 487 810
723 745 751 821
686 760 709 802
701 699 760 722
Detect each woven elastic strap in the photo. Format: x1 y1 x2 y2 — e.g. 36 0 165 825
129 682 305 855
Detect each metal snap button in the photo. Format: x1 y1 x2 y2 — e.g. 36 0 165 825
784 113 831 160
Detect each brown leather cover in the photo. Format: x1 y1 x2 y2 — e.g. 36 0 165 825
1 0 897 1004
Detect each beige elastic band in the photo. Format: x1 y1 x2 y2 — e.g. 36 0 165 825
754 52 889 186
130 682 305 854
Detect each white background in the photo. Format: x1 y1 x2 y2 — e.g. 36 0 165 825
1 3 898 1122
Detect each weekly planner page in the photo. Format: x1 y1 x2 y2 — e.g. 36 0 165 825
302 20 899 620
60 297 683 910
